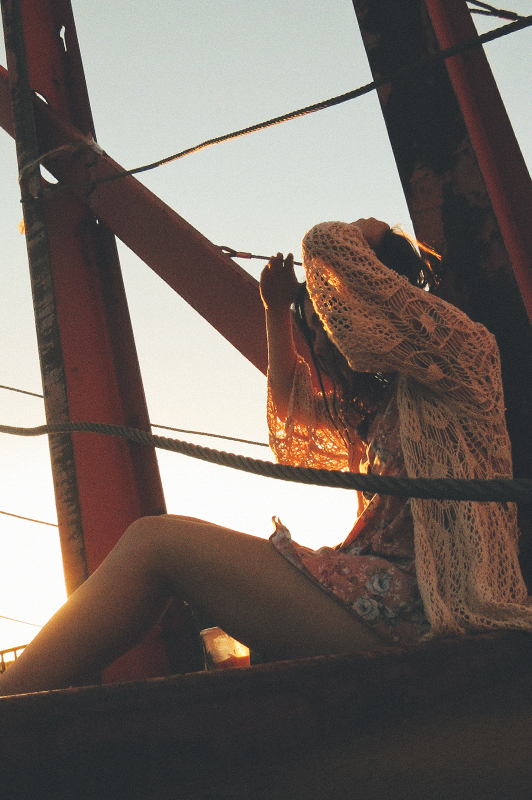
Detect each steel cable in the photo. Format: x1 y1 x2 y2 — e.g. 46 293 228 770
48 17 532 191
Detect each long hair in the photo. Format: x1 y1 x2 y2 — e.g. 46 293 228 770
293 228 441 443
376 227 440 291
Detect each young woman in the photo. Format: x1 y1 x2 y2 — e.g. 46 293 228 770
264 217 531 646
1 217 530 696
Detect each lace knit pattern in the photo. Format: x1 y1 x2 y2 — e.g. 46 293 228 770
268 221 532 638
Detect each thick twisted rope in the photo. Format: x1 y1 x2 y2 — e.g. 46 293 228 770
1 420 532 503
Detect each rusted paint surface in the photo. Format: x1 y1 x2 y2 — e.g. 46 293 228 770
2 0 203 679
2 0 89 592
19 0 95 136
351 0 532 580
425 0 532 320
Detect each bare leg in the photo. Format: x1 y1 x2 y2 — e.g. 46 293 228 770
0 515 386 696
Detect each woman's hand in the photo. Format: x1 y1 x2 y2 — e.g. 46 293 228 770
260 254 300 421
260 253 301 310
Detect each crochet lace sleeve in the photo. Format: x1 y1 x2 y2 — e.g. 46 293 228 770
267 355 356 471
303 221 503 415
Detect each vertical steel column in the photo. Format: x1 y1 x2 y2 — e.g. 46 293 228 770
351 0 532 584
2 0 201 680
421 0 532 591
2 0 88 592
424 0 532 322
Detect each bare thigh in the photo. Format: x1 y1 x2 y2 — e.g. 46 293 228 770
128 514 387 660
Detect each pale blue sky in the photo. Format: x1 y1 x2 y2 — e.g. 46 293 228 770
0 1 531 649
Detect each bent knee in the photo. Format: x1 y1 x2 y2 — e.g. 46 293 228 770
118 515 168 552
120 514 212 550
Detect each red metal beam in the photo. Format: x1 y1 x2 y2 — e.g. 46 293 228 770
424 0 532 323
42 192 177 682
350 0 532 586
1 0 202 681
0 61 269 373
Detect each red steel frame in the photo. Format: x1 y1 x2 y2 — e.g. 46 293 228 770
1 0 201 681
1 0 532 681
424 0 532 322
0 0 287 682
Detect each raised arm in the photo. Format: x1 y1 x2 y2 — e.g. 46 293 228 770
260 252 351 470
260 253 300 422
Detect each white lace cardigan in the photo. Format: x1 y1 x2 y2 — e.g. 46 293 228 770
267 221 532 638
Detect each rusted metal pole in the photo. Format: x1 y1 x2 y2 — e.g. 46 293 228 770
2 0 203 679
1 0 89 592
350 0 532 584
421 0 532 593
424 0 532 323
18 0 170 577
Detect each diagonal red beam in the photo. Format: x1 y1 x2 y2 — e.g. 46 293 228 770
0 62 271 374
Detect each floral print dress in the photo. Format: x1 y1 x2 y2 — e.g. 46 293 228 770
270 384 431 645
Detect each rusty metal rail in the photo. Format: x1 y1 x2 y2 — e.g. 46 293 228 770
0 645 27 674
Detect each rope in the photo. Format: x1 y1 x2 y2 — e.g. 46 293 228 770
47 16 531 192
0 509 57 527
1 420 532 503
468 1 523 21
219 246 302 267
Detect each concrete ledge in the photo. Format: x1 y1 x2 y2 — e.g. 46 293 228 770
2 630 532 798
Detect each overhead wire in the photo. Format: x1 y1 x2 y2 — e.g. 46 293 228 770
467 1 524 21
0 614 42 628
0 383 269 448
0 510 57 527
153 424 268 448
66 15 532 191
0 384 44 399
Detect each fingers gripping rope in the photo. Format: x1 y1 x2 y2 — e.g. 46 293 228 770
1 421 532 503
219 246 303 267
